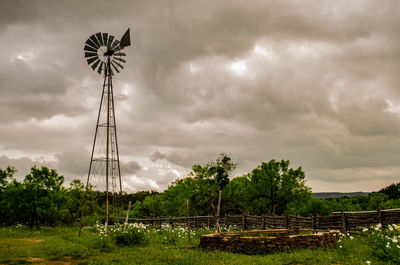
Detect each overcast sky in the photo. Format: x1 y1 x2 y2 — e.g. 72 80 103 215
1 0 400 192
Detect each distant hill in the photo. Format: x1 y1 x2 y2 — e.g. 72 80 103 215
312 192 371 199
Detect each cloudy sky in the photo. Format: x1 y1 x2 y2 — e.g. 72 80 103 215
1 0 400 192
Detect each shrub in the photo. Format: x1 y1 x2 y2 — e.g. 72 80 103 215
366 223 400 263
112 225 147 246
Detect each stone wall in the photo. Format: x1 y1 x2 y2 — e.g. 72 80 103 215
199 229 339 254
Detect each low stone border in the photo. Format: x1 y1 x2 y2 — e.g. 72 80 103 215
199 229 339 254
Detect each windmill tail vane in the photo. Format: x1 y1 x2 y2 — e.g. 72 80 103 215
119 28 131 49
79 28 131 236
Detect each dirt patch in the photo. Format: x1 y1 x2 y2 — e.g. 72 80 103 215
43 258 79 265
10 257 79 265
11 238 44 243
27 257 45 261
44 256 80 265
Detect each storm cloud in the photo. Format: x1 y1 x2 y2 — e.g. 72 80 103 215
1 0 400 192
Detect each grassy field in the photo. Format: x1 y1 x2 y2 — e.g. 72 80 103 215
0 225 394 265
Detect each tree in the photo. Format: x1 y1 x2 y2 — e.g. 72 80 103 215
141 195 163 216
0 167 18 225
22 166 68 228
0 166 15 191
379 183 400 200
248 159 311 215
64 179 101 225
368 192 388 210
223 175 251 215
0 166 70 227
151 154 237 216
191 153 236 190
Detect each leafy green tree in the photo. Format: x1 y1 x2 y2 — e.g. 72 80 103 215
222 175 251 214
191 153 237 191
307 198 332 216
64 179 100 225
0 166 15 190
368 192 388 210
379 183 400 200
141 195 163 216
22 166 68 228
0 166 70 227
0 167 19 225
154 153 237 216
248 159 311 215
130 201 145 218
383 199 400 209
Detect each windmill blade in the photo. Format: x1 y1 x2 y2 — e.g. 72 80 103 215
84 31 129 75
112 60 124 70
111 39 120 50
87 56 98 65
114 57 126 63
85 38 98 49
111 61 120 73
97 62 104 75
89 34 101 48
84 45 97 53
107 35 115 49
85 52 97 58
96 32 104 46
91 59 101 71
102 33 108 46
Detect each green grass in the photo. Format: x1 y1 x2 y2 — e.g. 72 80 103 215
0 226 393 265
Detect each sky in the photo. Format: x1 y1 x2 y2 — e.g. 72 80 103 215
1 0 400 192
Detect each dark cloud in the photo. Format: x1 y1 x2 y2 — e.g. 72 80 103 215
122 160 142 175
1 0 400 192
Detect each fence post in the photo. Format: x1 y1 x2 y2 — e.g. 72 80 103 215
262 213 266 230
215 190 222 233
377 208 385 229
207 215 210 228
285 214 290 229
224 214 227 227
187 200 191 246
123 201 132 232
242 214 247 231
341 211 347 233
312 215 315 230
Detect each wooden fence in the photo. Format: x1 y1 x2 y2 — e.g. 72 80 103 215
119 208 400 232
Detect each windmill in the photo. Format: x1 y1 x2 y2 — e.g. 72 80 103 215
79 29 131 235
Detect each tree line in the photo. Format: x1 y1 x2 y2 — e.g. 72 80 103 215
1 153 400 227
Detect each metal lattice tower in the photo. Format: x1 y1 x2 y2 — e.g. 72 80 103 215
79 29 131 235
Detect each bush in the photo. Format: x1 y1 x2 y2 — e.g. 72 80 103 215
366 223 400 263
112 225 147 246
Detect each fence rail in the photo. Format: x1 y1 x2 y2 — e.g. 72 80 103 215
116 208 400 232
